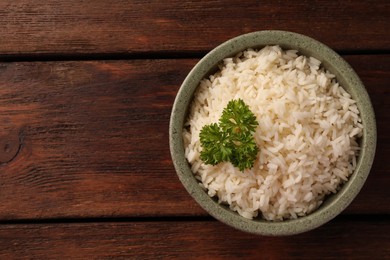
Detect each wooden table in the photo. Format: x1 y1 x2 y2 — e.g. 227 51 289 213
0 1 389 258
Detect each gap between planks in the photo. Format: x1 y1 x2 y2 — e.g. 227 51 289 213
0 214 388 225
0 50 390 63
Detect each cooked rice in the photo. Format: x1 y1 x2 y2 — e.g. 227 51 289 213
183 45 362 220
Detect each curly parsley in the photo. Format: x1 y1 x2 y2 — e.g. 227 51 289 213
199 99 259 171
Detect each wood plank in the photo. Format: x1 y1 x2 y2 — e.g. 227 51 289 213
0 59 205 219
0 0 389 56
0 218 389 259
0 56 388 220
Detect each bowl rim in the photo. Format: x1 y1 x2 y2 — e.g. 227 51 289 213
169 30 377 236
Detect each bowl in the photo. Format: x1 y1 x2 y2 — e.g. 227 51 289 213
169 30 376 236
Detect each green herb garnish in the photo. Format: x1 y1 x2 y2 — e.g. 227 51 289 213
199 99 259 171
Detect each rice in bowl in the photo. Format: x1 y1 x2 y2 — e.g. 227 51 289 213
183 45 363 221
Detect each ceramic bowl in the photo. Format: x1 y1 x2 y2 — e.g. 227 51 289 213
169 30 376 236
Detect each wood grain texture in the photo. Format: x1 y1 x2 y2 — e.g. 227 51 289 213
0 0 389 57
0 59 205 219
0 55 388 220
0 218 389 259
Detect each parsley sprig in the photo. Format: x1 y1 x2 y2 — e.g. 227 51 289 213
199 99 259 171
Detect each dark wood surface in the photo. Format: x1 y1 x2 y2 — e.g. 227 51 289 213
0 1 389 258
0 217 389 259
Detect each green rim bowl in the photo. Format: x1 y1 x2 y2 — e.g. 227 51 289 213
169 30 376 236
